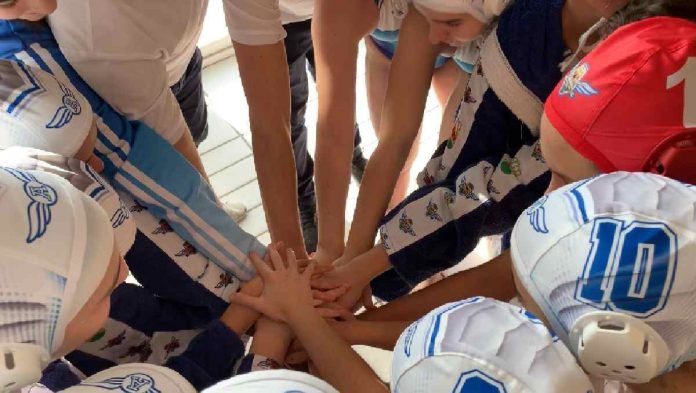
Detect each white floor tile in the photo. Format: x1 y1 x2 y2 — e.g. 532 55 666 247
199 110 242 154
209 156 257 197
238 205 268 237
202 137 252 176
221 181 263 210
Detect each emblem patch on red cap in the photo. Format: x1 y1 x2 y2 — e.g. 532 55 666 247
559 63 599 99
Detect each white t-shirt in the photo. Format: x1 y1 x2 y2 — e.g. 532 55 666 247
47 0 208 144
224 0 314 46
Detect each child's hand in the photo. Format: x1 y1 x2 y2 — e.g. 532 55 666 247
231 247 316 323
311 263 374 311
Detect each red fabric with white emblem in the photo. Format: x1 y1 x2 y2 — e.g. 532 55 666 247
544 17 696 184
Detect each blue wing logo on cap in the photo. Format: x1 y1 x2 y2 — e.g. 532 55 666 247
46 80 82 129
2 167 58 243
82 373 160 393
559 63 598 99
526 195 549 234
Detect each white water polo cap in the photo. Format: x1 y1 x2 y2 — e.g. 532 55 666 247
0 60 93 157
0 168 113 391
412 0 512 22
203 370 339 393
60 363 195 393
511 172 696 383
0 147 135 256
391 297 594 393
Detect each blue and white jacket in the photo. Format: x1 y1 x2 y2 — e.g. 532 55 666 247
35 284 245 392
372 0 567 299
0 20 266 286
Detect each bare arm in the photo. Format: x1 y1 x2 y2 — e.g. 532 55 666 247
330 319 411 350
313 0 380 261
360 251 516 322
344 7 441 258
232 249 387 393
288 310 388 393
233 42 307 258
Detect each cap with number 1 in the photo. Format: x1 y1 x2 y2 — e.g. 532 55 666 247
544 17 696 184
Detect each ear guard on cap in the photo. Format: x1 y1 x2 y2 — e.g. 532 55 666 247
0 343 50 392
643 130 696 185
569 311 670 384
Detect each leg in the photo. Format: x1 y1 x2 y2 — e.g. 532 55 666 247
284 20 318 253
170 47 209 146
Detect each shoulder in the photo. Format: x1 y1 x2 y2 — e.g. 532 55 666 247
223 0 286 45
491 0 568 100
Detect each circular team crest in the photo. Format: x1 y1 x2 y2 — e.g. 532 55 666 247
85 373 160 393
24 180 58 205
62 93 82 114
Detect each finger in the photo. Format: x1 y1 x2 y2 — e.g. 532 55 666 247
230 292 268 315
274 241 285 252
262 243 275 266
287 249 298 272
312 284 350 303
302 260 316 280
249 252 273 278
310 275 344 290
311 290 334 304
268 247 284 271
311 263 334 276
316 305 356 321
296 258 313 269
362 286 377 311
312 297 326 307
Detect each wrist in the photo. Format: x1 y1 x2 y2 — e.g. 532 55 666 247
221 304 260 336
285 304 320 329
315 243 343 262
350 246 392 287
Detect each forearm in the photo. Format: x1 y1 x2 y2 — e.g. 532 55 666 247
219 304 259 337
360 251 516 322
288 310 388 393
345 8 439 257
234 41 307 257
312 0 377 256
346 320 411 350
174 131 209 180
345 142 417 257
252 128 306 256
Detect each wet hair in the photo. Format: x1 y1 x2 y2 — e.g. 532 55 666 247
605 0 696 34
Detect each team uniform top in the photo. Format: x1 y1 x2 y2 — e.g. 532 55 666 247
373 0 565 299
0 19 266 284
46 0 208 144
224 0 314 46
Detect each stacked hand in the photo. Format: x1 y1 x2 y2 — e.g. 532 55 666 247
231 246 354 323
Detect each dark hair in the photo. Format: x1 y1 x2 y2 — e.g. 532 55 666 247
605 0 696 34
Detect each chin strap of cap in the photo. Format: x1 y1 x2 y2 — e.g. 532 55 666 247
0 343 50 392
569 311 670 384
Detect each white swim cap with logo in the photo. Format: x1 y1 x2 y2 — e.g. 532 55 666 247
0 168 114 391
0 60 93 157
203 370 339 393
60 363 195 393
391 297 594 393
511 172 696 383
412 0 512 22
0 147 135 256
